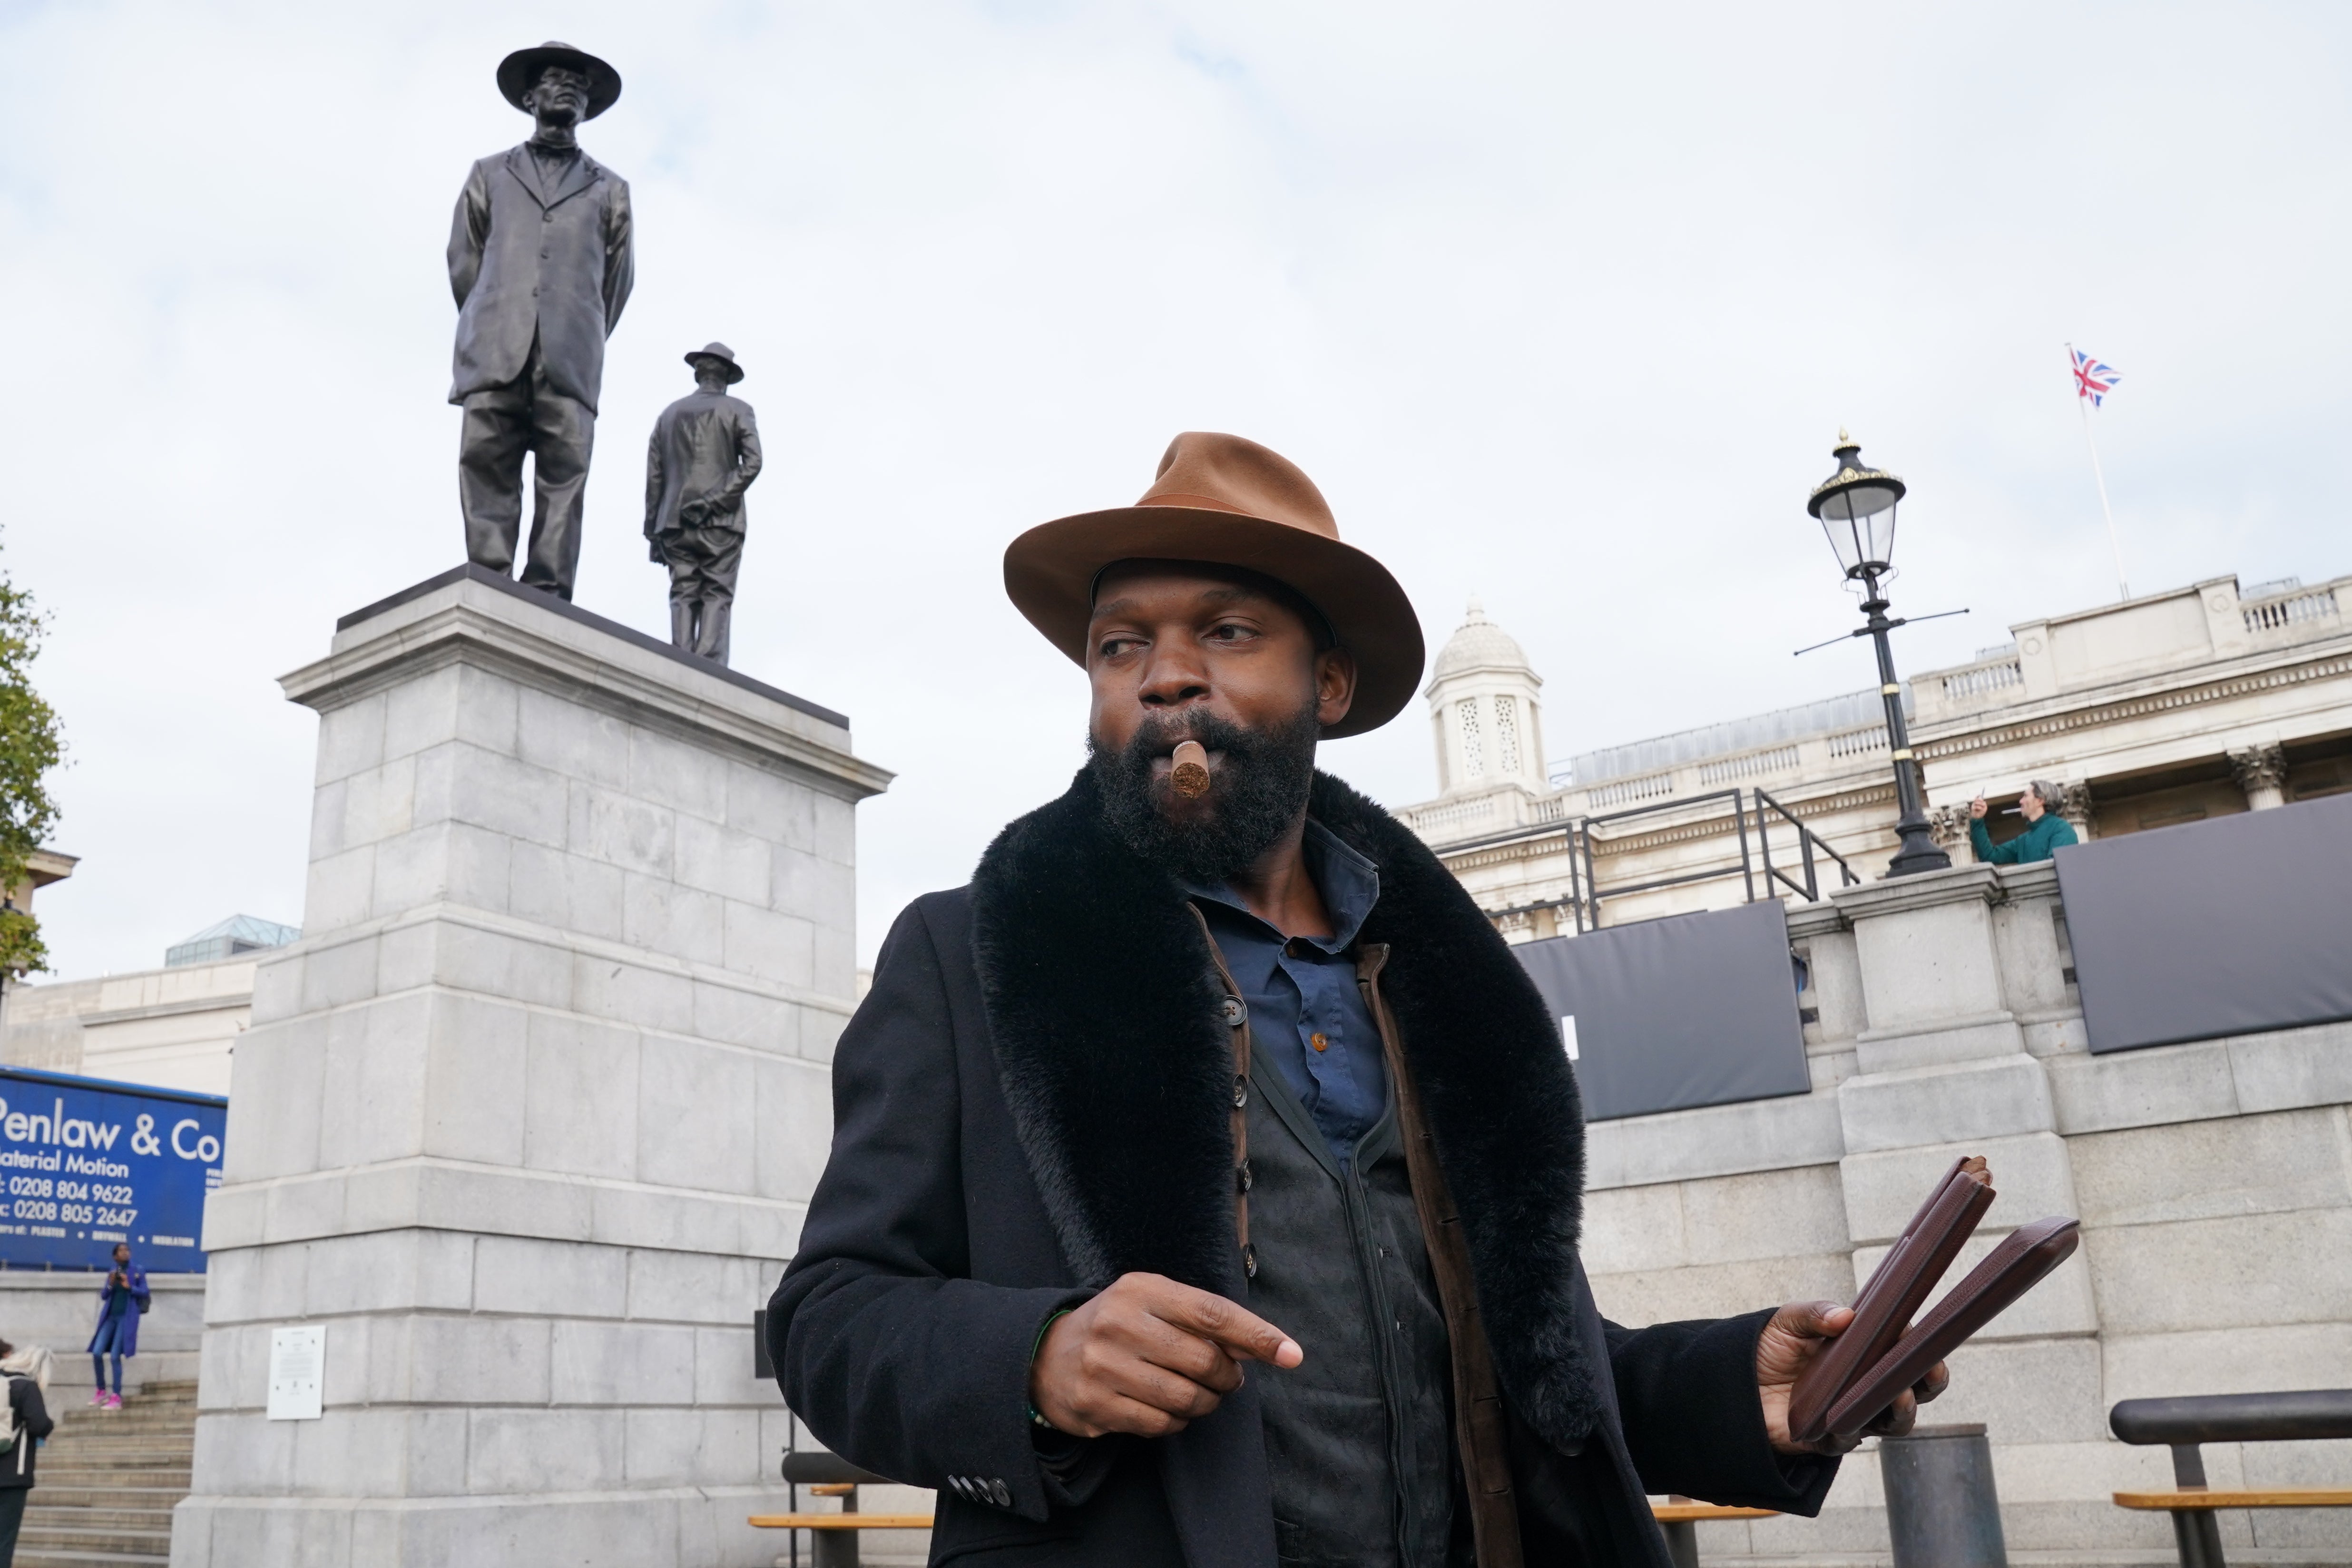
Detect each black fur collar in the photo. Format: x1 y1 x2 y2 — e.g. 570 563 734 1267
970 767 1599 1447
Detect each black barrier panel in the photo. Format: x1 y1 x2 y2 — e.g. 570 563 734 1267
1512 899 1809 1122
2055 790 2352 1054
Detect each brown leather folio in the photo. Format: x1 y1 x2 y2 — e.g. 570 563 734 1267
1786 1157 2081 1446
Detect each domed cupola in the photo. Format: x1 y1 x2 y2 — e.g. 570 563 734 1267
1426 598 1547 794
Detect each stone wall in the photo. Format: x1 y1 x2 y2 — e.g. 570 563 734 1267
1579 859 2352 1566
4 960 256 1097
0 1271 205 1393
170 570 893 1568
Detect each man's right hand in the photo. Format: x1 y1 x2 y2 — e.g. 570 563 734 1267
1029 1272 1302 1439
1969 796 1989 820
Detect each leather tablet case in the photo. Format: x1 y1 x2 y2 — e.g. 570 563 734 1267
1786 1156 1992 1446
1785 1156 2078 1446
1818 1215 2080 1441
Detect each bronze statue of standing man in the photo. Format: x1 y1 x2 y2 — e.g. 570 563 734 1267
448 42 635 601
645 344 764 665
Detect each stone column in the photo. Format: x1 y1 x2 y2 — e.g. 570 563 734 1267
2228 742 2288 810
171 567 891 1568
2056 780 2097 841
1926 803 1971 859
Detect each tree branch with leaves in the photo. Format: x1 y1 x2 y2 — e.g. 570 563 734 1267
0 552 63 980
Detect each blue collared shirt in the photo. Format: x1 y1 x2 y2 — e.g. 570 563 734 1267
1188 822 1388 1160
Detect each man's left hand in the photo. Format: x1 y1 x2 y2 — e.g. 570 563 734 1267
1756 1300 1949 1455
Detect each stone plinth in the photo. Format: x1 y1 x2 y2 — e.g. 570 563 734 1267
170 567 891 1568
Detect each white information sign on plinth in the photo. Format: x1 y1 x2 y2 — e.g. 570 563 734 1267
265 1324 324 1420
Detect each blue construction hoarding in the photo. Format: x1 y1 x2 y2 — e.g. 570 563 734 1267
0 1067 225 1273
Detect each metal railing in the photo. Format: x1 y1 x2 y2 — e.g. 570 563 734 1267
2110 1389 2352 1568
1490 786 1862 936
1574 789 1753 931
1754 788 1861 903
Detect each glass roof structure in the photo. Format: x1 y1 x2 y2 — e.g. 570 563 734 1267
164 914 301 969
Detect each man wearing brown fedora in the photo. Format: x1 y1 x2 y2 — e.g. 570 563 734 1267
769 433 1945 1566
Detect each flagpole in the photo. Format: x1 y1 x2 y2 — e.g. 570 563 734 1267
2068 342 2128 601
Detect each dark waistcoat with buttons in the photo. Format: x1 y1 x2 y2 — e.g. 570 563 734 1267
1245 1043 1462 1566
769 768 1839 1567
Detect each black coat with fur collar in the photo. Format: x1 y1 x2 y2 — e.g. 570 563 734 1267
770 770 1835 1566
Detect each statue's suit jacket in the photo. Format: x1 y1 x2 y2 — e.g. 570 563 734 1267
644 390 764 540
447 145 635 412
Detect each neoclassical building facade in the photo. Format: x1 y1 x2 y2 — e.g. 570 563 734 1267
1398 569 2352 937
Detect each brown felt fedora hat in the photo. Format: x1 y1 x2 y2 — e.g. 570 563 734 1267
1004 432 1424 738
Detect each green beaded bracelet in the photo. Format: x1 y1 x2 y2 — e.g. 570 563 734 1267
1026 1308 1074 1430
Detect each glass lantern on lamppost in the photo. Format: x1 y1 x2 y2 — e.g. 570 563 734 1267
1807 431 1952 876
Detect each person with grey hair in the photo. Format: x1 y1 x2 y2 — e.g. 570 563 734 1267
1968 780 2079 863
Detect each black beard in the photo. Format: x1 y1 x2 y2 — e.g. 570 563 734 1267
1089 704 1321 885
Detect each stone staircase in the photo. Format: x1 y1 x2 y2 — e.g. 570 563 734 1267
17 1378 194 1566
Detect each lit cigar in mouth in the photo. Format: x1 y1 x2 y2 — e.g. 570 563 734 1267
1170 740 1211 799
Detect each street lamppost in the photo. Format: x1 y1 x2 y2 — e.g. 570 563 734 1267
1807 431 1952 877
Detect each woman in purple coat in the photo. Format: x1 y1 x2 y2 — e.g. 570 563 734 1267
85 1244 148 1410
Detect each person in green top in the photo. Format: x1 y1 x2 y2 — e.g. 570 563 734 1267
1969 779 2079 863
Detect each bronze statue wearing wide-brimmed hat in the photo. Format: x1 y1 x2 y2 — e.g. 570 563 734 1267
495 41 623 119
645 344 763 664
447 41 634 601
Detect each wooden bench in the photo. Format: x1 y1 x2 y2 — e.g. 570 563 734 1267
754 1460 930 1567
747 1476 1776 1566
2110 1390 2352 1568
751 1480 936 1528
1652 1498 1777 1568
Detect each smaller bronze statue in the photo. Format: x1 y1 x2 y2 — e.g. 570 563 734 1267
645 344 764 664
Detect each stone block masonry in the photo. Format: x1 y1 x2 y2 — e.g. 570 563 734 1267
1581 859 2352 1567
170 567 891 1568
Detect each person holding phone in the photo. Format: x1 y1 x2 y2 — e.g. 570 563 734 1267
85 1243 148 1410
1968 780 2079 864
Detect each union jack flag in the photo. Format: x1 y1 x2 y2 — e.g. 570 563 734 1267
2072 347 2121 407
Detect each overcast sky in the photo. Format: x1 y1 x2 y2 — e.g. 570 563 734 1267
4 1 2347 979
